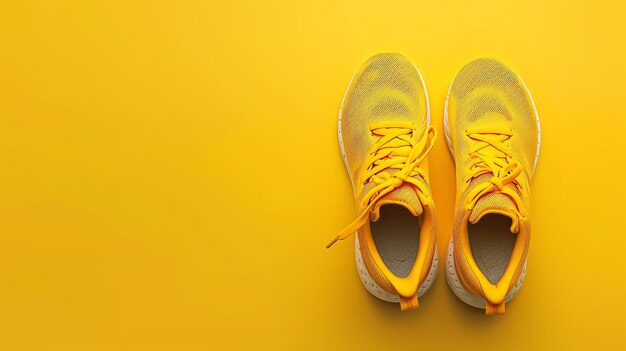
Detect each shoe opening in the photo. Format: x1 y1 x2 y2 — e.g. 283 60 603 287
371 205 420 278
468 214 516 284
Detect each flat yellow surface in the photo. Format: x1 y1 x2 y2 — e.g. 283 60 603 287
1 1 625 349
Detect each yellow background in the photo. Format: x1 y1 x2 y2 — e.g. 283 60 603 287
1 1 625 349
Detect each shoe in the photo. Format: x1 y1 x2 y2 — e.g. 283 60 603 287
327 53 439 311
443 58 540 314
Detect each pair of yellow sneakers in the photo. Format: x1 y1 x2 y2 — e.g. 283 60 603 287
327 54 540 315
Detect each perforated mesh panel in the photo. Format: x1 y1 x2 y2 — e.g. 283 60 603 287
342 53 429 179
467 174 520 223
448 58 539 179
358 170 424 216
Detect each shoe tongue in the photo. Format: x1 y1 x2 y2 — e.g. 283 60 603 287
360 171 425 221
468 175 520 233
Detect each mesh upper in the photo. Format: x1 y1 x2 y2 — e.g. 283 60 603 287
340 53 435 297
342 53 428 180
448 58 538 301
359 171 424 218
448 58 538 187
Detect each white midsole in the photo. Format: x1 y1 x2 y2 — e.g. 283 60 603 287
356 234 439 302
442 69 541 309
338 59 438 303
444 240 525 308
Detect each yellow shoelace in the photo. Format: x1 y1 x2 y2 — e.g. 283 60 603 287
327 122 436 248
463 128 527 226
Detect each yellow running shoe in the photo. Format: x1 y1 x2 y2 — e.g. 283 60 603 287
443 58 540 315
327 53 439 311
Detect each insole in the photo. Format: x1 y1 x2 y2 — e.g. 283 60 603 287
371 205 420 278
468 214 516 284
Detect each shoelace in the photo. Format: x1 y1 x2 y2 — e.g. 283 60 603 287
463 128 527 225
327 122 436 248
